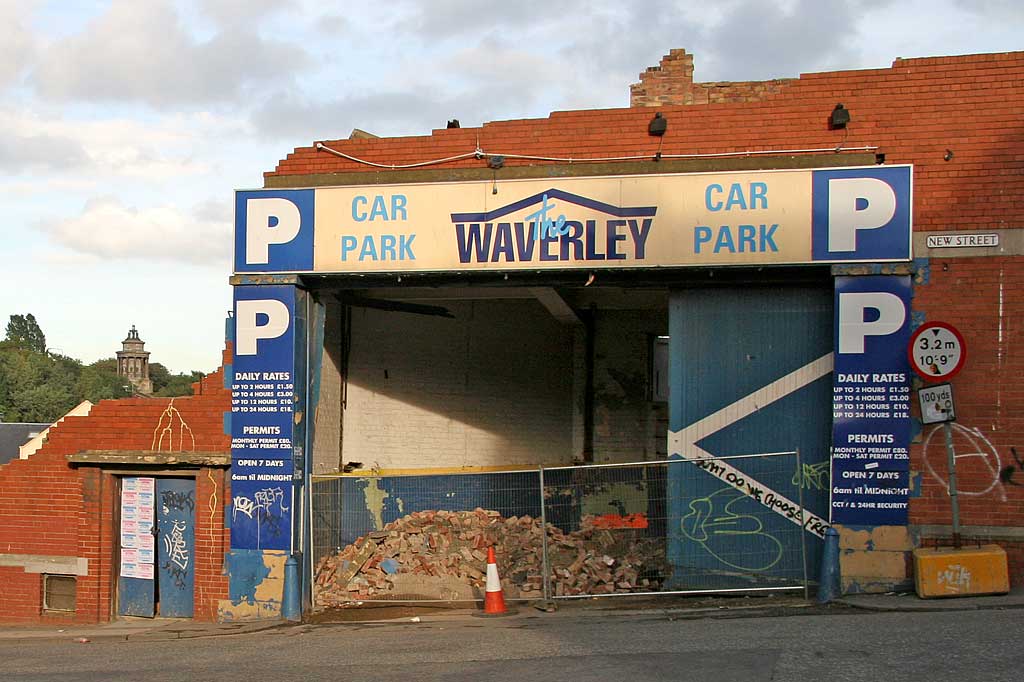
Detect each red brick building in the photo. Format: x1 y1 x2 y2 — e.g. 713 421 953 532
259 48 1023 595
2 48 1021 624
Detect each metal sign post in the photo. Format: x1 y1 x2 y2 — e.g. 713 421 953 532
942 421 961 549
917 379 963 550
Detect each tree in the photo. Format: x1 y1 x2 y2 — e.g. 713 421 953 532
5 314 46 353
0 343 79 422
149 362 172 393
77 358 131 403
154 371 204 397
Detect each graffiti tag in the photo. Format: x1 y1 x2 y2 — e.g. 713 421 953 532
922 423 1005 501
998 447 1023 487
161 489 195 513
161 519 189 589
232 487 290 547
937 564 971 593
680 487 784 572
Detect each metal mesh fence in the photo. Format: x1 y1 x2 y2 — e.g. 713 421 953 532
544 453 808 598
311 470 545 605
311 452 810 607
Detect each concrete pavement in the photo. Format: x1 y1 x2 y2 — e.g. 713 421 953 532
0 616 282 642
2 586 1021 643
836 584 1024 612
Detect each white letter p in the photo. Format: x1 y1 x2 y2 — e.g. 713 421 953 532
838 292 905 354
246 198 301 264
236 299 290 356
828 178 896 253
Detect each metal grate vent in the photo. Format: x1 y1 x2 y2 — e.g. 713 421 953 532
43 574 76 612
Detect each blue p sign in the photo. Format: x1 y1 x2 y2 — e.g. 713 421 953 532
234 190 315 272
811 166 911 262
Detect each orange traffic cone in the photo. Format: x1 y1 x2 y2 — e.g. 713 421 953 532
483 546 508 615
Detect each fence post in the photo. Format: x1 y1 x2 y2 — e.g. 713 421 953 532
795 449 810 601
817 527 841 603
539 465 552 604
282 554 301 620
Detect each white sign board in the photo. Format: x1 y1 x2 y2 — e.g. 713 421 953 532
926 233 999 249
918 383 955 424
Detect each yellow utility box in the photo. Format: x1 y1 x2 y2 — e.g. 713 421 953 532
913 545 1009 598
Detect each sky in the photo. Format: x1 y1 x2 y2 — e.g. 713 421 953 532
0 0 1020 374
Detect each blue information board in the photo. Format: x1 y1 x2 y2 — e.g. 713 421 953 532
831 275 912 524
230 285 297 550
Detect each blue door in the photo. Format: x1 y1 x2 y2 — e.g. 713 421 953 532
156 478 196 618
118 477 195 618
667 287 833 588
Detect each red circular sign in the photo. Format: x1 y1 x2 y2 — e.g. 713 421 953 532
908 321 967 380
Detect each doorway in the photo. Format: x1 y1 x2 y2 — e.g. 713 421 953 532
117 477 196 618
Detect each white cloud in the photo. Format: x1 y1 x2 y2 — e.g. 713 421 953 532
197 0 298 26
700 0 862 80
0 108 251 181
0 131 91 174
0 2 38 89
37 197 232 266
251 89 457 141
394 0 595 38
0 178 99 197
954 0 1023 20
31 0 308 107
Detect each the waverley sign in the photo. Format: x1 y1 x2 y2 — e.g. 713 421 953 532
235 165 912 274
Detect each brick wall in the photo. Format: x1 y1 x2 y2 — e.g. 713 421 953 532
313 297 343 475
630 48 794 106
909 256 1024 542
341 300 574 469
592 308 669 463
0 346 233 623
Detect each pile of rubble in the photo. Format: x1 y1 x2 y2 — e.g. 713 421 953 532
314 508 666 605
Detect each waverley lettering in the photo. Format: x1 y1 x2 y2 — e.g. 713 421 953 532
450 189 657 265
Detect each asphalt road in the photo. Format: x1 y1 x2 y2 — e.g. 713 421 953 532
1 607 1020 681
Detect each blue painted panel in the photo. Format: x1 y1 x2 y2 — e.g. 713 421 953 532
119 576 154 617
118 476 154 618
668 287 832 588
231 284 297 551
234 190 315 272
157 478 195 618
338 472 543 547
831 275 912 524
811 166 912 262
226 549 273 605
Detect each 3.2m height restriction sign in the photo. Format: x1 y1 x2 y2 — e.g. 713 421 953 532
908 321 966 380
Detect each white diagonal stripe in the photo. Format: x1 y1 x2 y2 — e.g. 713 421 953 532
668 352 834 538
671 352 834 451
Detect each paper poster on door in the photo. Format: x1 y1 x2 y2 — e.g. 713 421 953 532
120 476 156 578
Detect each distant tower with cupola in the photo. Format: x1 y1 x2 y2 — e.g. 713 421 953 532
116 325 153 395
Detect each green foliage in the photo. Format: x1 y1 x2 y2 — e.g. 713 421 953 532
5 313 47 353
77 359 131 404
154 371 204 397
149 362 172 392
0 316 204 422
0 343 80 422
